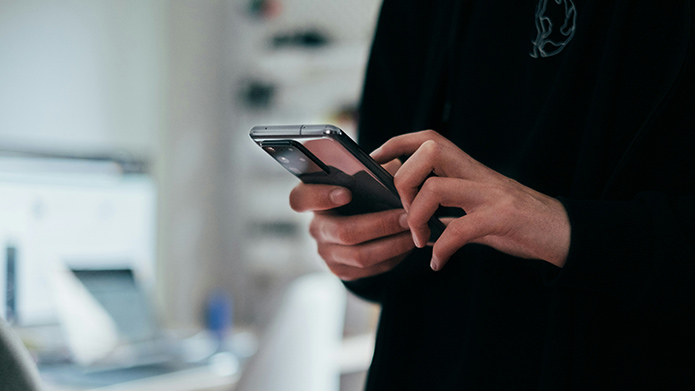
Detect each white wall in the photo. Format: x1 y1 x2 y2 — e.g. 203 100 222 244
0 0 165 156
0 0 382 332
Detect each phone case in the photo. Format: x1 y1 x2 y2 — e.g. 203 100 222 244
250 124 445 241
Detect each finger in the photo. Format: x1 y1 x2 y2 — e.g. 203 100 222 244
438 217 456 225
309 208 410 245
373 131 495 183
289 183 352 212
407 177 488 247
382 158 402 176
326 254 406 281
430 214 494 271
318 231 415 271
393 139 441 210
370 129 443 163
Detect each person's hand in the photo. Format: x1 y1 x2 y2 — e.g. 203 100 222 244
371 130 570 271
289 160 415 281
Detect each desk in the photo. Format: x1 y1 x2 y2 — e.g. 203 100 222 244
43 364 239 391
41 332 374 391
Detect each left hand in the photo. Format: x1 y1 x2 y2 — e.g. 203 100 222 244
370 130 570 271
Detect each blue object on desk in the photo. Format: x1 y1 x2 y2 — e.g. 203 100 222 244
206 290 232 348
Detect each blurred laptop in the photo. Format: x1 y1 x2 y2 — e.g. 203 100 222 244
41 268 208 387
70 269 172 362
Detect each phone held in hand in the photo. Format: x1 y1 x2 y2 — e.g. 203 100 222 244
249 124 444 242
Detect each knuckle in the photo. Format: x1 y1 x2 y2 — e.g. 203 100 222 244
316 243 333 263
288 187 302 212
406 211 422 227
348 249 369 268
422 129 440 139
420 140 444 164
447 218 470 238
493 188 520 219
324 259 352 280
421 176 441 194
317 245 369 279
311 215 361 245
308 216 323 240
393 171 406 190
338 245 370 268
335 224 358 245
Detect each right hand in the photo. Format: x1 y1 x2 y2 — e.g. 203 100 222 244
289 160 415 281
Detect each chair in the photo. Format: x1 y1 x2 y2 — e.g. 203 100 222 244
234 272 347 391
0 318 43 391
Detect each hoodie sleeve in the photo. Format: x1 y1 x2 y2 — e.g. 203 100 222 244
545 48 695 314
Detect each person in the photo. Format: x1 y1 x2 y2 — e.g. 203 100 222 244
290 0 695 389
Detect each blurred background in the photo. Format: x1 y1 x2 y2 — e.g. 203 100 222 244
0 0 383 390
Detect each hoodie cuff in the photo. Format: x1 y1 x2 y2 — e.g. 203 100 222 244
543 197 654 295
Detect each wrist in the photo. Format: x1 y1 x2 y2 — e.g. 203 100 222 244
539 197 571 267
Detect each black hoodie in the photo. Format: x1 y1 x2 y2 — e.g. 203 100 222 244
347 1 695 389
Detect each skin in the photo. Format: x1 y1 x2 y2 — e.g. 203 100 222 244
290 130 570 280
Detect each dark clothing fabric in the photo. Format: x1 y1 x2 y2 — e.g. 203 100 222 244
347 0 695 389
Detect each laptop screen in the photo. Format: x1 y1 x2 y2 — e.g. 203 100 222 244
70 269 158 343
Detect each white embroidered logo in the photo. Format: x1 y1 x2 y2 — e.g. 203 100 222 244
530 0 577 58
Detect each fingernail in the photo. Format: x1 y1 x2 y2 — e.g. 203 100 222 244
330 188 350 205
399 212 409 229
369 146 382 157
430 256 439 271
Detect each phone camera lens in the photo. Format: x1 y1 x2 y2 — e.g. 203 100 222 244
265 147 275 152
278 156 290 163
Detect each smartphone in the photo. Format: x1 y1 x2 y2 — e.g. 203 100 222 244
249 124 444 242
